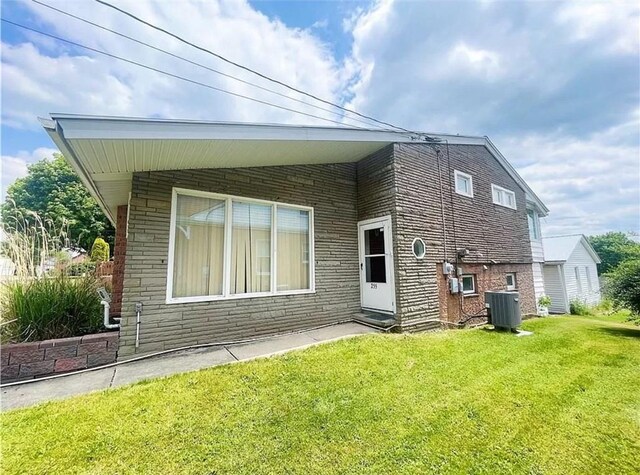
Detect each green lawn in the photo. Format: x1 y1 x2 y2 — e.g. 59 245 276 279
2 314 639 474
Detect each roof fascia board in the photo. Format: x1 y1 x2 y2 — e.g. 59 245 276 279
43 121 117 226
579 235 602 264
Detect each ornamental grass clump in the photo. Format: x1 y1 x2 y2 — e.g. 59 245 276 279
0 207 103 343
1 274 103 342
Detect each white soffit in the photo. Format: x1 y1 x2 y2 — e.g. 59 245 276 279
39 114 548 224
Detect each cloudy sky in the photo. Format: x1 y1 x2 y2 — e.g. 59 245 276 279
1 0 639 236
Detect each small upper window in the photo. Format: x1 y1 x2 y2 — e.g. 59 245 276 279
527 209 540 240
506 273 517 291
454 170 474 198
462 274 476 294
412 238 426 259
492 184 516 209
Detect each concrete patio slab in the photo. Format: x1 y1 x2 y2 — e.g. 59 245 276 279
111 347 236 388
1 322 378 411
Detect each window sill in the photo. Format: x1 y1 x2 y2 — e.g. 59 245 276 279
463 293 479 298
166 289 316 305
493 202 517 210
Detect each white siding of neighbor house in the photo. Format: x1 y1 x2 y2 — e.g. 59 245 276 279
532 262 546 311
562 243 601 306
543 264 568 313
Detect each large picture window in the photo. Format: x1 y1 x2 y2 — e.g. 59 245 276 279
167 188 314 303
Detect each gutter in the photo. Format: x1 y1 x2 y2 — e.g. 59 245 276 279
39 117 116 225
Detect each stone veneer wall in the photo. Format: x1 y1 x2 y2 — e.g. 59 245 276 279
1 332 119 383
119 163 361 358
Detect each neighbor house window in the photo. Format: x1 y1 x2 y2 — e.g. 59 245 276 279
462 274 476 295
506 273 517 291
585 266 592 291
492 184 516 209
454 170 474 198
167 188 314 303
527 209 540 240
574 266 582 293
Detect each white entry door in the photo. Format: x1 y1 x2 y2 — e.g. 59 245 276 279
358 216 395 313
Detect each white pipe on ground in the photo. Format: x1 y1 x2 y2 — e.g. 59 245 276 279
101 300 119 329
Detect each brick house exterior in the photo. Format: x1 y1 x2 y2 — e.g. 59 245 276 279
42 116 548 360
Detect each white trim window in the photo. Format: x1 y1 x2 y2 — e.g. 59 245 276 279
454 170 474 198
461 274 476 295
167 188 314 303
585 266 592 291
491 184 517 209
574 266 582 293
506 273 517 291
527 209 541 240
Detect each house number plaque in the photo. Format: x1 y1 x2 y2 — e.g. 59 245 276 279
370 283 378 289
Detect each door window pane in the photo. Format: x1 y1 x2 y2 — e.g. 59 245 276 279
172 195 225 298
365 228 385 255
277 207 310 291
366 256 386 283
231 202 272 294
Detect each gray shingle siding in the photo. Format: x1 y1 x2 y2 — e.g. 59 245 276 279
119 164 361 358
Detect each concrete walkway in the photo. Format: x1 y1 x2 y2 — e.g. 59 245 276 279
1 322 377 411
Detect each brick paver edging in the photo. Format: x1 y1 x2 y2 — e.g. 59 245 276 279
1 332 119 383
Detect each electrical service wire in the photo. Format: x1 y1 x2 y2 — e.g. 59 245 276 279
2 18 376 130
31 0 399 132
93 0 436 140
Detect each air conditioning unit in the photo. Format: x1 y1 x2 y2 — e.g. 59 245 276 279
485 291 521 330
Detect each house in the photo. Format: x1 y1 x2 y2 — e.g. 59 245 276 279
542 235 601 313
40 114 548 359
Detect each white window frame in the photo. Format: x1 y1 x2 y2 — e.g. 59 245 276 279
461 274 476 295
166 187 315 304
527 209 540 240
454 170 474 198
506 272 517 291
491 184 517 210
574 266 582 293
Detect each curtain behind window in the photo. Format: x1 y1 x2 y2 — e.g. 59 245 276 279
173 195 225 298
277 207 310 291
231 202 272 294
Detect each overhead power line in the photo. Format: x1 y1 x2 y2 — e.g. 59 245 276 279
31 0 390 131
2 18 384 130
93 0 435 140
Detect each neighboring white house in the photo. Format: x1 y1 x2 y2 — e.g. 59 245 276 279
542 234 601 313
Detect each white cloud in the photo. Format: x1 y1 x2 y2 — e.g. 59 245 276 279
446 42 503 81
1 147 58 198
555 1 640 55
3 0 351 129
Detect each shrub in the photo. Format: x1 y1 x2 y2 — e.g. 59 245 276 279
569 299 593 316
0 274 103 343
66 261 97 276
90 238 110 262
538 295 552 308
604 259 640 318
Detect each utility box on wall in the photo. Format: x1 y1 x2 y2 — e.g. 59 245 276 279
485 291 521 330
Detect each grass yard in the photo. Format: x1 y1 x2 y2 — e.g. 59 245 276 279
2 314 639 474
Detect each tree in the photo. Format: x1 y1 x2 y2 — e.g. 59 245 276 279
604 259 640 318
90 237 110 262
1 153 114 253
588 232 640 274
